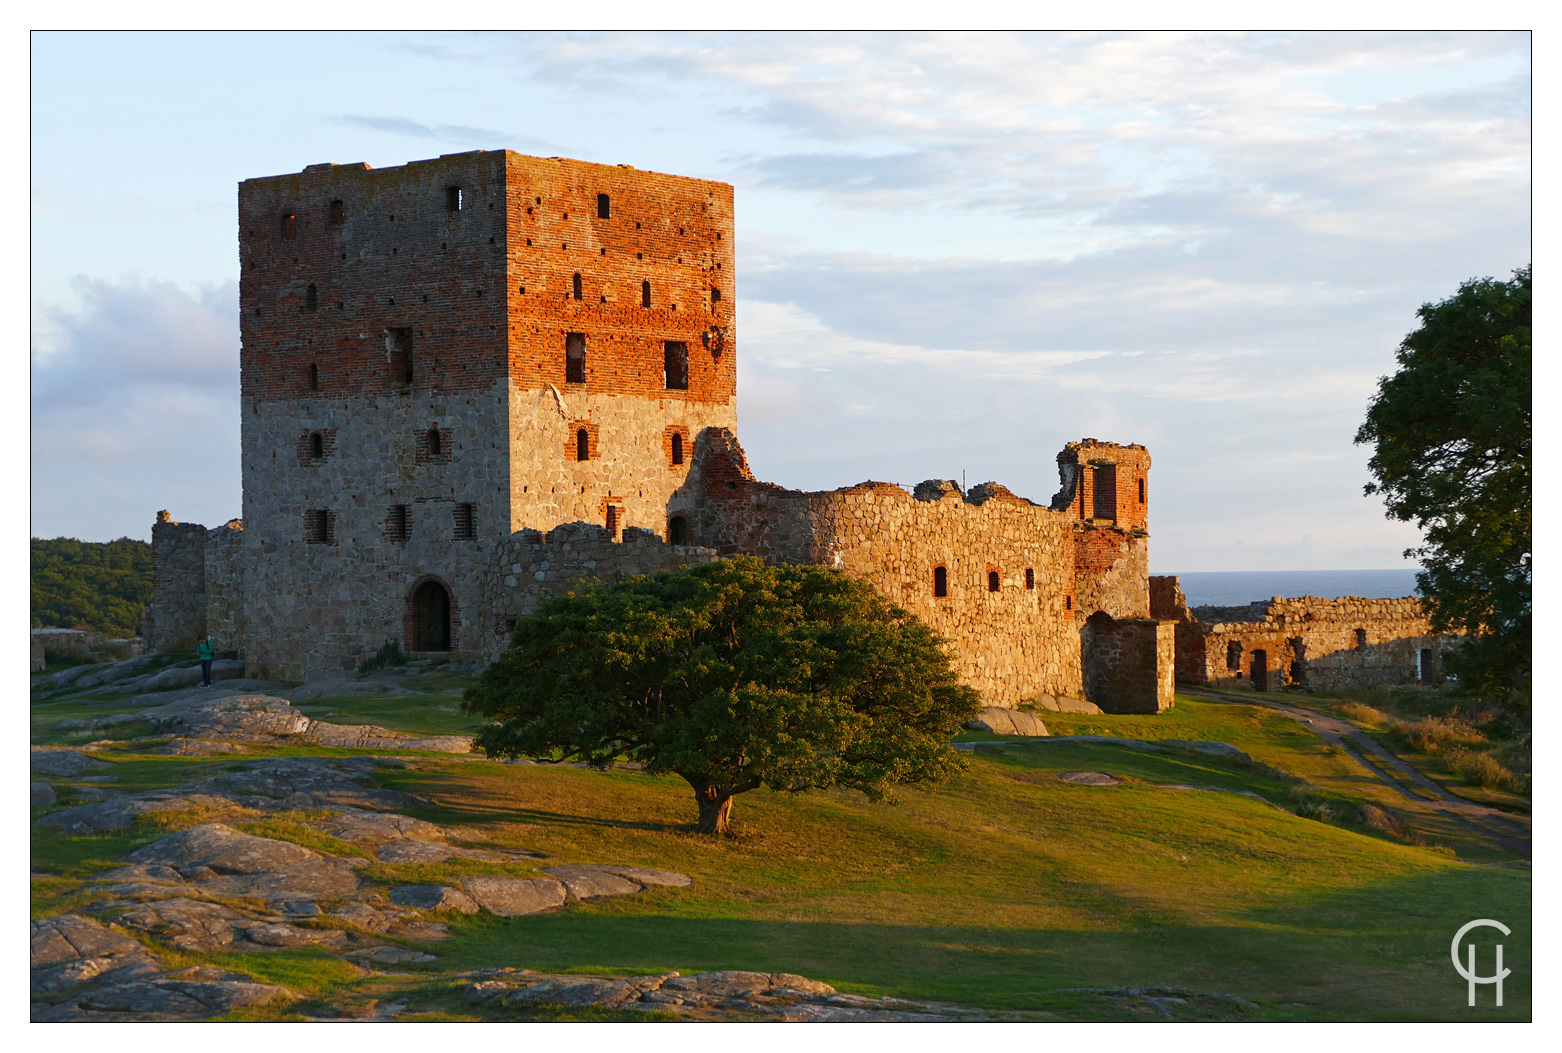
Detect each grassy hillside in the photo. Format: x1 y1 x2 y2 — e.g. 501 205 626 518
31 536 152 637
30 691 1529 1021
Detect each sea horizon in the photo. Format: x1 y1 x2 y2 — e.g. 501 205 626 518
1154 568 1422 608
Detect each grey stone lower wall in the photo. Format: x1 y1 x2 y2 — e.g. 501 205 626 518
475 523 718 661
1082 616 1175 713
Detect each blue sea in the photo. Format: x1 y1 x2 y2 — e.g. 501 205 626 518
1157 569 1421 608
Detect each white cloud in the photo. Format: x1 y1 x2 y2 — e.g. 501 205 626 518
31 278 240 540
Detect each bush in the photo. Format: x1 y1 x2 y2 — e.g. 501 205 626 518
1445 749 1526 794
357 640 406 675
1338 702 1389 727
1394 716 1487 755
1287 790 1338 822
31 536 153 638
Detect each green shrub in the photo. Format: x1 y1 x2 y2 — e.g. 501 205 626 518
1395 716 1487 755
1445 749 1526 794
1287 790 1338 822
1338 702 1389 727
357 640 406 675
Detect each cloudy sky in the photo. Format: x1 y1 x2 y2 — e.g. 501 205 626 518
30 31 1530 571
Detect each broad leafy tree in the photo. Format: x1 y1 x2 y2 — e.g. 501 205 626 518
1356 266 1531 701
464 557 982 834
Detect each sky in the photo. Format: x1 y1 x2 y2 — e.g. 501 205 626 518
29 30 1532 571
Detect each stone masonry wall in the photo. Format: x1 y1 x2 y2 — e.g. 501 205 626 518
1150 577 1460 692
678 429 1084 706
204 520 246 654
142 512 208 651
474 522 718 661
1082 614 1175 713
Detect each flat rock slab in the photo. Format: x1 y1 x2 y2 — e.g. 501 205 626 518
30 914 163 995
464 969 970 1021
1158 740 1253 761
313 811 452 845
193 756 421 811
390 885 480 913
33 977 294 1022
126 823 319 874
201 858 363 898
1057 771 1121 786
39 793 237 834
543 865 644 899
31 782 57 808
29 748 108 777
155 694 311 739
135 659 247 692
461 876 567 917
374 840 507 864
304 722 473 753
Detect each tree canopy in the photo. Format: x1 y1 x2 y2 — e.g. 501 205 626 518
1355 266 1530 701
463 557 982 834
31 536 153 638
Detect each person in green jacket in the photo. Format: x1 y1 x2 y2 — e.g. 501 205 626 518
197 637 215 687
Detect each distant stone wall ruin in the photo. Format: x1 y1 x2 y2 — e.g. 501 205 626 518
1150 575 1459 692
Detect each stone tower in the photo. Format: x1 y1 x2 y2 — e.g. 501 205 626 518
237 151 736 679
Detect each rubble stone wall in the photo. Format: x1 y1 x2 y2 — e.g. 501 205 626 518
677 429 1085 706
204 520 247 654
1150 577 1460 692
1081 614 1176 713
143 513 209 651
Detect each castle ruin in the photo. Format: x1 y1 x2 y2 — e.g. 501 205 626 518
143 150 1452 710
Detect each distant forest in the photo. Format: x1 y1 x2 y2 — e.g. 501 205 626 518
31 536 154 638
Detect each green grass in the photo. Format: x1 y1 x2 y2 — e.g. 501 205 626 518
293 692 481 737
29 692 1531 1022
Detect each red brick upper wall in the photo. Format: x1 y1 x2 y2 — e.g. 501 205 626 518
238 151 736 406
503 154 735 405
239 152 510 403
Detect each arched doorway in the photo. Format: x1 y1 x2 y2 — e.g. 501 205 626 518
1080 610 1116 706
410 580 452 652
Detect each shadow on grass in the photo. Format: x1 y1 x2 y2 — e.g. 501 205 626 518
425 864 1529 1022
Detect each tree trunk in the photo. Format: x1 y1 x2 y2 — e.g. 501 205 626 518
695 786 735 835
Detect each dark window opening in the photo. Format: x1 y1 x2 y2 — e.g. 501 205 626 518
664 341 689 390
427 428 443 458
309 431 324 460
642 280 651 308
447 187 463 212
1065 595 1073 611
307 363 319 391
597 193 610 219
1226 641 1243 670
1250 649 1269 691
387 504 410 543
304 508 335 545
328 200 345 225
1092 465 1117 520
1289 638 1306 685
605 505 620 540
454 502 476 540
671 432 684 465
988 571 1000 592
572 272 583 301
1355 628 1367 649
386 328 414 384
280 212 296 238
565 332 586 383
668 515 687 546
1138 477 1146 504
933 566 948 598
304 283 318 311
1025 568 1035 590
576 428 590 462
410 580 451 652
1419 648 1434 682
711 287 722 303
